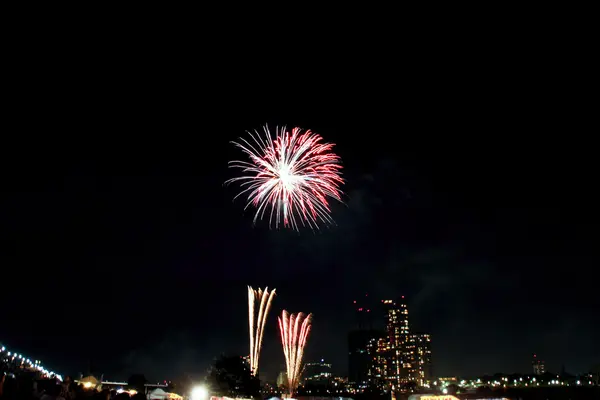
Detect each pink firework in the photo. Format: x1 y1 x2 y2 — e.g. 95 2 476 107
227 125 344 230
278 310 312 398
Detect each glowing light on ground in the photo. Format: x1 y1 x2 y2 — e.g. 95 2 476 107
190 386 208 400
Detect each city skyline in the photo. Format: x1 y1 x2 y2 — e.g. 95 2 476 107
2 289 591 384
349 294 432 389
1 62 597 382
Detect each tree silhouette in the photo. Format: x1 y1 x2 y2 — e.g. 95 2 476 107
205 355 260 399
128 374 147 393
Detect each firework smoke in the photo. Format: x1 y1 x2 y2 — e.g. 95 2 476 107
227 125 344 231
278 310 312 398
248 286 276 376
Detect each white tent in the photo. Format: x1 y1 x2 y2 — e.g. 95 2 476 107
148 388 183 400
149 388 168 400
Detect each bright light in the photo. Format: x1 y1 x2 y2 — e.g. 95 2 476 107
191 386 208 400
442 387 448 394
83 382 93 389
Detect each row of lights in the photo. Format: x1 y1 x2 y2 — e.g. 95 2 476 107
1 344 63 382
448 376 596 388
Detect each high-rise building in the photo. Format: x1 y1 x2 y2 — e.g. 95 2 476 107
348 329 383 387
365 332 388 386
382 297 434 387
348 294 381 387
532 354 545 375
350 294 433 390
411 333 432 385
383 297 415 384
383 298 409 349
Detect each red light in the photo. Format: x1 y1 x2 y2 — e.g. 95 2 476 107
353 300 356 303
367 309 370 312
365 293 368 296
401 295 405 299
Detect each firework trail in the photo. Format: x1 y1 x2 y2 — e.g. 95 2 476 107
248 286 276 376
278 310 312 398
227 125 344 231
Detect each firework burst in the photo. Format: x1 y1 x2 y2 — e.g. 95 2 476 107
248 286 276 376
278 310 312 398
227 125 344 230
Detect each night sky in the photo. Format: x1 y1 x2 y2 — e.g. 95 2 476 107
1 53 597 383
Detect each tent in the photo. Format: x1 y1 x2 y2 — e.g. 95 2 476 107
149 388 183 400
149 388 168 399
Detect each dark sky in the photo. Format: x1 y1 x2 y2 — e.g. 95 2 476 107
1 44 597 383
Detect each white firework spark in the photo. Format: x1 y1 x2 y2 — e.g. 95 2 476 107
248 286 276 376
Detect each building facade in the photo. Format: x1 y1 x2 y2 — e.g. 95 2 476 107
383 297 415 385
349 329 383 387
382 297 433 387
304 359 332 385
277 371 288 389
348 293 381 388
349 295 433 390
366 332 389 387
411 333 432 385
532 354 545 375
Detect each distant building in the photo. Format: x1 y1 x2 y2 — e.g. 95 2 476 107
532 354 545 375
349 329 383 386
411 333 432 385
349 294 383 388
241 355 250 367
304 359 332 385
277 371 288 389
366 332 388 386
383 297 416 384
349 294 433 390
438 377 457 383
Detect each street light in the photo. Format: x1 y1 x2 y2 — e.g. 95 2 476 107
191 386 208 400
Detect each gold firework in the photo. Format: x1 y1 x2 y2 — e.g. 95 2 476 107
248 286 276 376
278 310 312 398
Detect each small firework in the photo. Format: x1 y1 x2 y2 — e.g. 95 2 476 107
278 310 312 398
227 125 344 230
248 286 276 376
